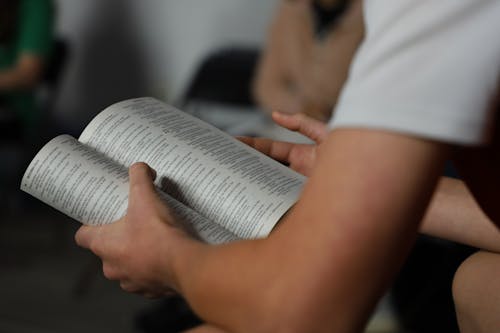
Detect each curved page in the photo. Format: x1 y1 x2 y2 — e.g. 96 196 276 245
79 97 305 239
20 135 238 244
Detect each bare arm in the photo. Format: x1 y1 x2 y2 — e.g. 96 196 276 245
76 115 462 332
241 113 500 254
0 54 45 91
172 129 449 332
421 177 500 253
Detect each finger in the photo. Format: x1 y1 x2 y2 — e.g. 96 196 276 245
120 281 163 298
120 280 141 293
272 112 328 143
128 162 158 204
75 225 95 249
103 262 121 281
235 136 254 147
236 136 296 162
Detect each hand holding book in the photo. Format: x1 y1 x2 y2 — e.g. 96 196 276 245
21 98 306 244
21 97 327 299
75 162 195 297
73 110 327 299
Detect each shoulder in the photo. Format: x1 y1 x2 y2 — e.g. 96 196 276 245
329 0 500 146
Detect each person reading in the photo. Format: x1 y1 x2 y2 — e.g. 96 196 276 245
73 1 500 332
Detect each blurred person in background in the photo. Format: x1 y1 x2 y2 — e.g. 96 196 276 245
253 0 364 121
0 0 55 141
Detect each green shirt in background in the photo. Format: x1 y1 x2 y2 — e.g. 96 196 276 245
0 0 55 130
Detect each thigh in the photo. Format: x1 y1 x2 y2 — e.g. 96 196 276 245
453 251 500 333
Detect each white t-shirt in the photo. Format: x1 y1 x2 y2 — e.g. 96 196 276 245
329 0 500 146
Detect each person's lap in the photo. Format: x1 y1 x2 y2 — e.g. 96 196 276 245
453 251 500 333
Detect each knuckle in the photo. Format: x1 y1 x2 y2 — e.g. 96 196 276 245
74 227 87 247
102 263 118 280
120 282 136 293
121 284 131 292
74 231 82 246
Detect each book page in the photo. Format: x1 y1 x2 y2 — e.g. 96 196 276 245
20 135 238 244
79 97 306 239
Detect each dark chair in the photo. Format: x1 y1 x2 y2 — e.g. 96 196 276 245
0 105 23 142
182 47 260 107
37 38 70 142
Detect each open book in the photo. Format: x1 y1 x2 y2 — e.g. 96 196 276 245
21 98 305 244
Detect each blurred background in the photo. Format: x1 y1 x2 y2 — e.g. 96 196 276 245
0 1 474 332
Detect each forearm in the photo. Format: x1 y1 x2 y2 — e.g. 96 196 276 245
0 55 44 91
172 130 448 332
173 236 275 331
421 177 500 253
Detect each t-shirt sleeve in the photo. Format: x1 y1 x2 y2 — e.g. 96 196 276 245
328 0 500 146
16 0 54 58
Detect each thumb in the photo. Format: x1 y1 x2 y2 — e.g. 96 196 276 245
75 225 96 250
272 112 328 143
128 162 158 206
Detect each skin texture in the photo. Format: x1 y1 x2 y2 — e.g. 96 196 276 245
237 112 327 175
253 0 364 121
75 163 193 297
421 177 500 253
242 113 500 253
76 112 500 332
452 251 500 333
